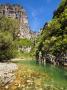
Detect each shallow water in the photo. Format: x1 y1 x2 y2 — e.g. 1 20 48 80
15 60 67 89
43 64 67 88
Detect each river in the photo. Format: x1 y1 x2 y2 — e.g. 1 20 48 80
14 60 67 90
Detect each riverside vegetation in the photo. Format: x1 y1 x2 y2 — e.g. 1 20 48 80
0 0 67 90
36 0 67 66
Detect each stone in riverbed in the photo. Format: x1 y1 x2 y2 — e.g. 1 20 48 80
5 85 9 89
0 63 18 85
27 79 33 83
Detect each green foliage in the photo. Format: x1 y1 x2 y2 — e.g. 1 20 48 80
36 0 67 62
17 38 32 47
53 0 67 18
15 38 33 57
0 15 19 39
0 16 19 61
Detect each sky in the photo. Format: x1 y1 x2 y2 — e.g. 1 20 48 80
0 0 61 32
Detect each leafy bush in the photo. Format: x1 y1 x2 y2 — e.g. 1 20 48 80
0 16 19 61
17 38 32 47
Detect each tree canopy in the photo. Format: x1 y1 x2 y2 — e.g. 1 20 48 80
36 0 67 63
0 16 19 61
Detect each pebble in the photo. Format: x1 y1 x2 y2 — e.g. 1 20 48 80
0 63 18 85
18 84 21 87
5 85 9 89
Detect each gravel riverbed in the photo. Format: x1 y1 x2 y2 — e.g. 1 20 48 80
0 63 18 86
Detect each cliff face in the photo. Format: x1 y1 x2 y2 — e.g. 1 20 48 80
0 4 31 39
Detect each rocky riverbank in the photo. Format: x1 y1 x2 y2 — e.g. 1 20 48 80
0 63 18 88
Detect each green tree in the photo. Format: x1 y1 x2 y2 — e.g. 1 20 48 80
36 0 67 65
0 16 19 61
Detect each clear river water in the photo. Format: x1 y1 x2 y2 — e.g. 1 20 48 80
15 60 67 90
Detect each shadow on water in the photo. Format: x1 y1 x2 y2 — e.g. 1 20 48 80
14 60 67 88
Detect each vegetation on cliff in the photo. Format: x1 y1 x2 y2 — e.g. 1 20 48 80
0 15 35 61
36 0 67 65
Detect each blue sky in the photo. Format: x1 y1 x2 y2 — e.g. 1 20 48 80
0 0 61 32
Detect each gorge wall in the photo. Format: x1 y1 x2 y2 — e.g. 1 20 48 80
0 4 32 39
